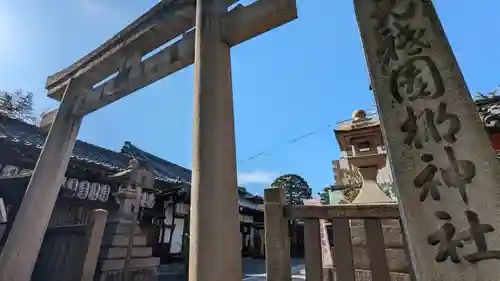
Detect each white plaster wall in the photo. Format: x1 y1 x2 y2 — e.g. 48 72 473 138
170 218 184 254
162 205 175 243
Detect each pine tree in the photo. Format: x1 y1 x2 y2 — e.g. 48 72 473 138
0 90 37 123
271 174 312 205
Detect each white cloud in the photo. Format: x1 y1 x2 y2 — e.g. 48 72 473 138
238 171 279 186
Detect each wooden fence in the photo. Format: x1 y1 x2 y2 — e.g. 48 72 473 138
0 175 110 281
31 209 108 281
264 188 414 281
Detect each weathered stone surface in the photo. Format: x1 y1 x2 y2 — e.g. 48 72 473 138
350 225 404 248
99 247 152 259
0 80 84 281
352 247 409 273
100 257 160 271
355 0 500 280
352 166 393 204
332 269 411 281
102 234 147 246
104 221 142 235
332 246 409 273
97 267 157 281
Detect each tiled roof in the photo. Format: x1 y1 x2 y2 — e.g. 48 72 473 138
0 114 264 210
0 114 181 184
0 114 130 170
475 97 500 130
121 142 264 210
121 142 191 184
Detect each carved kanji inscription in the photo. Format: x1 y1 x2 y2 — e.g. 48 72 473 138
391 56 445 103
440 146 475 204
414 153 442 201
457 211 500 263
428 210 500 264
427 211 463 263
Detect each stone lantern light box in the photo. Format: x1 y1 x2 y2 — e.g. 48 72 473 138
334 110 393 204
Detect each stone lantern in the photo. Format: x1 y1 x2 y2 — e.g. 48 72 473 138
334 109 393 204
94 159 160 281
332 111 410 281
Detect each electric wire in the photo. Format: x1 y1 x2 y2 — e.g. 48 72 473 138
238 109 378 166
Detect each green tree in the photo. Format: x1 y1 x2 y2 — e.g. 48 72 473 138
317 187 330 204
474 85 499 100
271 174 312 205
0 90 37 124
271 174 311 256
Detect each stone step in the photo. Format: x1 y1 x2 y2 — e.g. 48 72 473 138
99 246 153 259
332 247 410 273
331 268 411 281
105 221 142 235
99 257 160 271
350 225 404 248
102 234 147 247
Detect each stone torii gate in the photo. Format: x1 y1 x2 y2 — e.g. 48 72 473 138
0 0 297 280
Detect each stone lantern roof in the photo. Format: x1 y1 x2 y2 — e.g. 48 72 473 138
334 109 384 157
335 109 380 132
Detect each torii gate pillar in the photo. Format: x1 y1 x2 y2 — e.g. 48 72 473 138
189 0 242 280
189 0 242 281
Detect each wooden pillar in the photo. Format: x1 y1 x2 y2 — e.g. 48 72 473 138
355 0 500 280
264 188 291 281
250 225 256 249
0 79 84 281
188 0 242 280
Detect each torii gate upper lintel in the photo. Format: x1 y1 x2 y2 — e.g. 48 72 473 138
0 0 298 280
41 0 297 118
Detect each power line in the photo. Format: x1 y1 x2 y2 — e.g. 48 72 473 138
238 123 333 166
237 107 378 166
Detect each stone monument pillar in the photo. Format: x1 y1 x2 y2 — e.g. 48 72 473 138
354 0 500 280
94 159 159 281
333 110 411 280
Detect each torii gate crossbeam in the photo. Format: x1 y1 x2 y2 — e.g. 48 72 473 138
0 0 298 280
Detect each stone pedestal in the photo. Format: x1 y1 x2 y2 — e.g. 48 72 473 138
94 160 159 281
94 221 159 281
352 164 393 205
340 150 403 280
348 154 396 226
332 222 412 281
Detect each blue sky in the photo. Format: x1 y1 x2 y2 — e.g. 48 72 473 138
0 0 499 197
